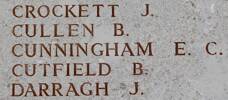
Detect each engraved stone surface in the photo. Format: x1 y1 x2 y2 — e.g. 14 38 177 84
0 0 228 100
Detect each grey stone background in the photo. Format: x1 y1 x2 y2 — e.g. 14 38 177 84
0 0 228 100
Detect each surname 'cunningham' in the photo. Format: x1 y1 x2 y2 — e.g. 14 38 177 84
12 42 153 57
